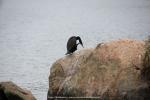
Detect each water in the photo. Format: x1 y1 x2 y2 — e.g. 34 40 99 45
0 0 150 100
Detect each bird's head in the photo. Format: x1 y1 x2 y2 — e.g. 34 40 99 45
76 36 84 47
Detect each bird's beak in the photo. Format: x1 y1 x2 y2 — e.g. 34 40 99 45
81 44 84 48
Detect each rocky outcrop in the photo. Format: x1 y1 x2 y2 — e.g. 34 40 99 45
48 39 150 100
141 36 150 81
0 81 36 100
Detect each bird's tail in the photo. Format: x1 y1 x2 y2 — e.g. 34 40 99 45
65 52 68 55
65 51 70 55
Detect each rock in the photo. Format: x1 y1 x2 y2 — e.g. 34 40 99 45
48 39 150 100
0 81 36 100
141 36 150 81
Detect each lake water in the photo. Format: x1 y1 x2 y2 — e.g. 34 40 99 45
0 0 150 100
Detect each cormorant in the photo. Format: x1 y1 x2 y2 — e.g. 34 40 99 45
65 36 83 55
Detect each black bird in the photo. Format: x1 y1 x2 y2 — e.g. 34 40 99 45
66 36 83 55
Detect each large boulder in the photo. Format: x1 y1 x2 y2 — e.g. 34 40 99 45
0 81 36 100
141 36 150 81
48 39 150 100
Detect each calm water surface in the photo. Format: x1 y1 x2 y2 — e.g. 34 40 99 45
0 0 150 100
